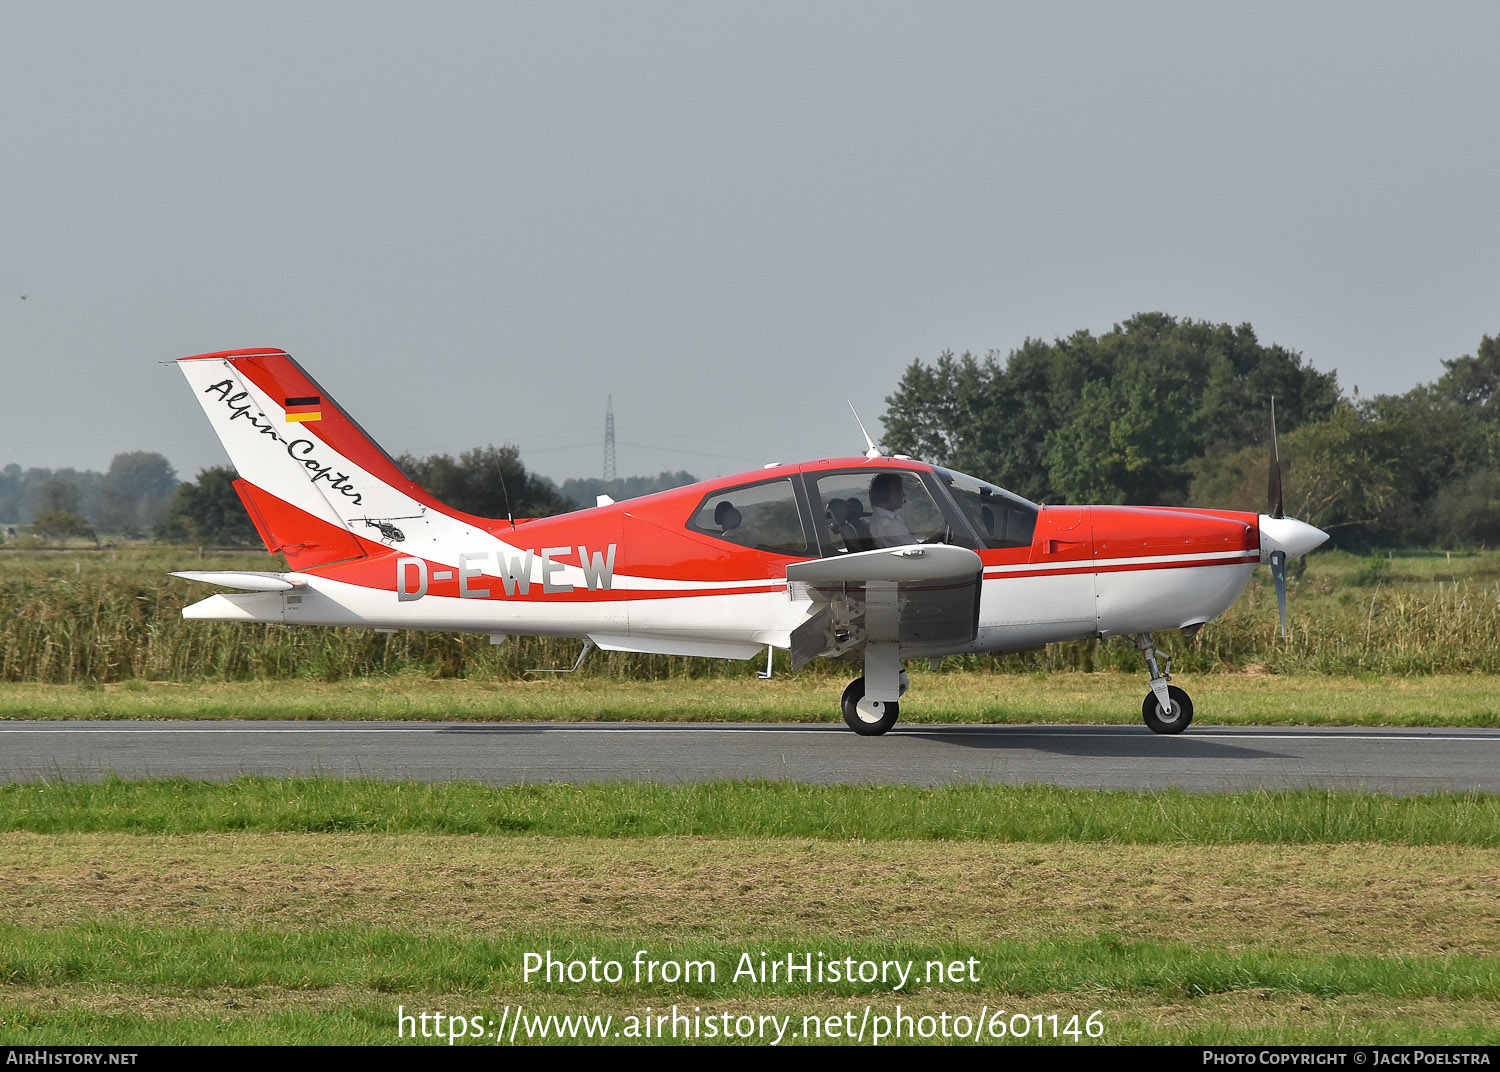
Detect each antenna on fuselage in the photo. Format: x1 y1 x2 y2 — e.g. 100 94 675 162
491 444 516 530
846 401 883 459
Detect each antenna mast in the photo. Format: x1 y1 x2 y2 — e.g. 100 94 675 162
491 445 516 530
847 400 883 459
603 394 616 484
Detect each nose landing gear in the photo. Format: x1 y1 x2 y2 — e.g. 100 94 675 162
1134 633 1193 734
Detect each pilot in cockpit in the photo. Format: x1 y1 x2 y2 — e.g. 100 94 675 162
867 473 916 547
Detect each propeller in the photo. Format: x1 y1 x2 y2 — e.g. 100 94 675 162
1269 548 1289 638
1267 396 1283 521
1268 397 1288 637
1257 396 1329 638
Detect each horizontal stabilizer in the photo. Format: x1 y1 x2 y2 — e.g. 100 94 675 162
170 571 305 592
182 591 286 622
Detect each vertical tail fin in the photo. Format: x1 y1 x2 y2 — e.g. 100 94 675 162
178 348 486 565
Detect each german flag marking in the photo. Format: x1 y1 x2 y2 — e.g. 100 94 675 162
284 396 322 423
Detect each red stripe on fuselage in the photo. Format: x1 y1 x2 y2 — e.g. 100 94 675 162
985 554 1257 581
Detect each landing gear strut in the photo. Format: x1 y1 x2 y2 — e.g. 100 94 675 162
1134 633 1193 734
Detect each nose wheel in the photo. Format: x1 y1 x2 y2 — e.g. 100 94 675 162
1142 684 1193 734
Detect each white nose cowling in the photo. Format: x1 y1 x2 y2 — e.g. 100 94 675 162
1257 515 1330 563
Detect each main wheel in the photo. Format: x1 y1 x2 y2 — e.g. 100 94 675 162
1142 685 1193 734
841 677 899 736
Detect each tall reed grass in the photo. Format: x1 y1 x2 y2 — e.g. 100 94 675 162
3 546 1498 683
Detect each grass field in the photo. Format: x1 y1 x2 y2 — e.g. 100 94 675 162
3 547 1497 1045
1 779 1498 1045
3 671 1499 726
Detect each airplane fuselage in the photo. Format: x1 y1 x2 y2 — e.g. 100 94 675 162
186 457 1263 661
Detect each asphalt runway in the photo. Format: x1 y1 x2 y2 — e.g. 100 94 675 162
2 721 1498 793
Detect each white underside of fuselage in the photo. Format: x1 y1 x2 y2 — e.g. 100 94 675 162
1094 561 1258 639
184 558 1261 660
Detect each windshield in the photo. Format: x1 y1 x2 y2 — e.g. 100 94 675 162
934 468 1039 550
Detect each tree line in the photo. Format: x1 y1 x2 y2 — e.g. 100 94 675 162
0 452 180 542
152 450 699 545
9 314 1495 550
881 313 1499 548
1 442 698 547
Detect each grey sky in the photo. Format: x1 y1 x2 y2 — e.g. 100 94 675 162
3 2 1497 486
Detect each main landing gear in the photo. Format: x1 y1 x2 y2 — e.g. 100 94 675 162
1134 633 1193 734
840 669 910 736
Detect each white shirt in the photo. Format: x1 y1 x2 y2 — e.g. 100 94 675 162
869 505 915 547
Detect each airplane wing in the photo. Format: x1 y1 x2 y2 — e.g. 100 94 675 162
784 544 983 670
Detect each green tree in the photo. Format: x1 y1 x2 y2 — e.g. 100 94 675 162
154 468 259 546
1431 470 1500 547
1276 402 1401 540
98 451 178 534
882 313 1337 505
395 445 568 520
1435 334 1500 413
557 470 697 510
0 464 21 523
32 509 97 544
1044 356 1208 505
1397 334 1500 547
1192 359 1500 549
1187 441 1268 514
39 481 81 515
881 350 984 470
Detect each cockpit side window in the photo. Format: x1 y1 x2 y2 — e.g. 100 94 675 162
936 467 1039 549
686 478 809 556
809 469 959 554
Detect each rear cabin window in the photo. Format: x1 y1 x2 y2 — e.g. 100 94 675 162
686 479 809 556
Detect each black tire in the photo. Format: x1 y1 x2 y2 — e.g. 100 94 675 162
841 677 899 736
1142 685 1193 734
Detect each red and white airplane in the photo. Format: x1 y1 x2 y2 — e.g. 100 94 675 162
172 348 1329 735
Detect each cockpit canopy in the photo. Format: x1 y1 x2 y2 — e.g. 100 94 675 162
683 462 1039 558
931 467 1039 550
